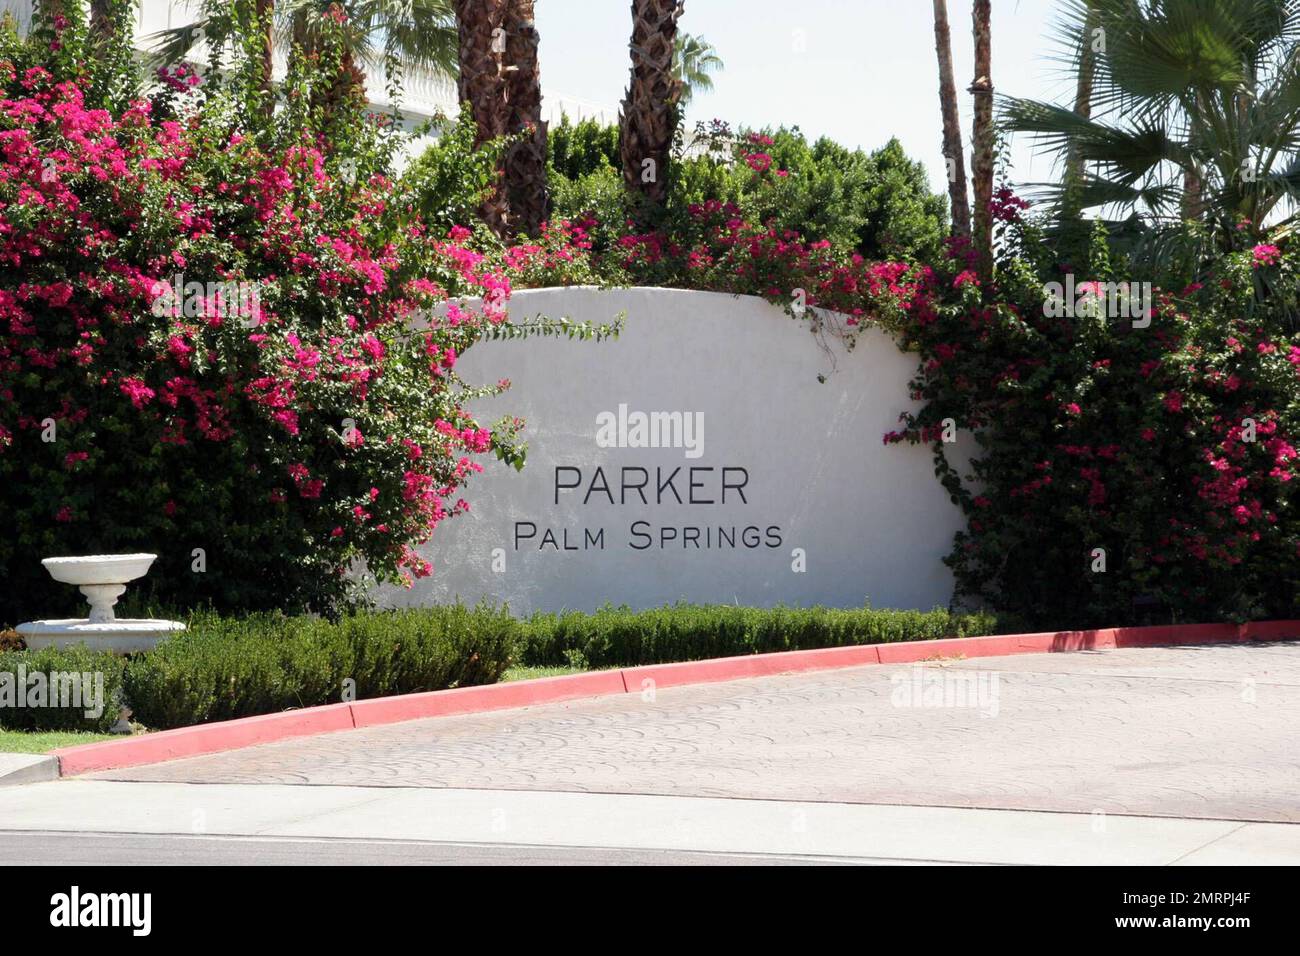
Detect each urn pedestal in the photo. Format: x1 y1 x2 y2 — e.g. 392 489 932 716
15 554 187 732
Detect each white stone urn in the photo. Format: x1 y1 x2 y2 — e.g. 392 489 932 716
16 553 185 654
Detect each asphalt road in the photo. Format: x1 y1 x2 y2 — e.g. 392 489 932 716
0 830 849 865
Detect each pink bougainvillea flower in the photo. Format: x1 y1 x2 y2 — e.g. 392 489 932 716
1252 243 1282 267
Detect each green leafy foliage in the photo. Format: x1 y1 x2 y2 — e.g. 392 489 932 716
0 645 126 733
400 106 508 235
1002 0 1300 248
547 114 620 181
520 604 999 669
1 602 999 731
546 118 948 266
124 604 518 728
675 126 947 262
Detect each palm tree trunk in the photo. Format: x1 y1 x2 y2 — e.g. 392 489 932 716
970 0 995 282
932 0 970 239
620 0 685 216
86 0 117 74
320 12 367 125
456 0 511 236
89 1 113 48
255 0 276 118
1181 90 1207 222
1062 2 1098 220
292 4 366 130
1182 165 1204 221
503 0 549 238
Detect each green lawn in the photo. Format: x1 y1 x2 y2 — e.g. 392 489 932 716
0 729 118 754
501 664 586 682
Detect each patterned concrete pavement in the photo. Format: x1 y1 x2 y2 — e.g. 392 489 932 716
95 642 1300 823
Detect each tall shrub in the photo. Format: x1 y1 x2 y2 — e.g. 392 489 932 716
0 17 531 623
878 216 1300 626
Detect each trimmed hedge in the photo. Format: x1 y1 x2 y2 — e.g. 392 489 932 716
520 604 1000 669
0 645 126 733
1 603 997 732
125 605 519 730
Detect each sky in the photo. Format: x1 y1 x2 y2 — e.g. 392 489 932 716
536 0 1072 196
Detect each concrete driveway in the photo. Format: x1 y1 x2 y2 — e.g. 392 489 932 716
90 642 1300 822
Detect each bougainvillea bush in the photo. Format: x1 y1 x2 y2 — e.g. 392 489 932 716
874 219 1300 628
522 149 928 329
0 18 534 624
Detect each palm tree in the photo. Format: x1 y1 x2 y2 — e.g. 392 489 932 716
255 0 276 116
1061 0 1100 218
970 0 994 280
455 0 510 235
672 32 722 108
151 0 458 118
358 0 459 79
1003 0 1300 249
84 0 139 109
288 1 367 120
620 0 685 213
454 0 506 145
932 0 970 238
503 0 549 237
89 1 114 48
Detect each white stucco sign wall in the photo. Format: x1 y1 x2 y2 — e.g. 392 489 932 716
377 287 967 614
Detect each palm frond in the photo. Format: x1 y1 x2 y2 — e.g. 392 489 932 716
1003 96 1189 181
673 32 723 106
1010 1 1300 229
1023 174 1182 216
1114 217 1220 281
143 15 229 70
358 0 459 77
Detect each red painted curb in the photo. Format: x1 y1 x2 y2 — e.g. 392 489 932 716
55 703 356 776
621 643 884 691
349 670 627 728
49 618 1300 776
